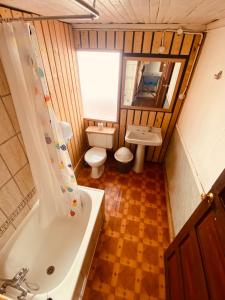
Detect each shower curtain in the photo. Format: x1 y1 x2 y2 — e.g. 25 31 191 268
0 21 81 227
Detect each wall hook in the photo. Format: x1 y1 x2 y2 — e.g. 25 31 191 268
214 70 223 80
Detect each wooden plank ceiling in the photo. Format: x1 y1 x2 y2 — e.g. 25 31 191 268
1 0 225 25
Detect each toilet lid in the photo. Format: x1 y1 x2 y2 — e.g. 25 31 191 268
85 147 106 164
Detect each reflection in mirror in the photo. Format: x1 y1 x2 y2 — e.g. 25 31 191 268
123 58 183 110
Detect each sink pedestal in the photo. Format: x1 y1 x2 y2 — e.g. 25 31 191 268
133 144 145 173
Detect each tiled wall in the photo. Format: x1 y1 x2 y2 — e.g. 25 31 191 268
0 59 36 249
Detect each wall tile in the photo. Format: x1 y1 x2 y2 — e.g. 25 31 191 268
0 59 10 96
14 164 35 197
0 136 27 175
2 95 20 133
13 204 30 228
0 179 23 217
0 100 15 144
0 225 15 249
18 133 25 151
0 156 11 188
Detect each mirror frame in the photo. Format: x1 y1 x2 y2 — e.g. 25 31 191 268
121 55 186 112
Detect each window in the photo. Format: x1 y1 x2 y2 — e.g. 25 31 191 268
77 51 121 122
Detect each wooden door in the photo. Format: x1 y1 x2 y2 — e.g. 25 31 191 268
164 169 225 300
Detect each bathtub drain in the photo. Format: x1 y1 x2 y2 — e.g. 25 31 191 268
46 266 55 275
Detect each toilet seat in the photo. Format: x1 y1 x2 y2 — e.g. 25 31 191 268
85 147 107 167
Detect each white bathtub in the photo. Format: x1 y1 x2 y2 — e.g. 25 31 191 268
0 186 104 300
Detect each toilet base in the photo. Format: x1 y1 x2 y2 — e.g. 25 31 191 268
91 165 105 179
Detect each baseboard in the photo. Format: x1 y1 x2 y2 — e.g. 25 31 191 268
163 163 175 241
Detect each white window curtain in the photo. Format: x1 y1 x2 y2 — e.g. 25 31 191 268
0 22 81 227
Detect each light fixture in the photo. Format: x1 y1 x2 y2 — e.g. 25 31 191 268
177 28 183 35
158 31 165 54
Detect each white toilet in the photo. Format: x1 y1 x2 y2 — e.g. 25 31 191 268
84 126 116 178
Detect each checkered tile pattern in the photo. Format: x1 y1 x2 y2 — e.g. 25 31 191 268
77 157 169 300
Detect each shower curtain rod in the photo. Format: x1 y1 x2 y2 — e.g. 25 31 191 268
0 14 98 22
0 0 99 22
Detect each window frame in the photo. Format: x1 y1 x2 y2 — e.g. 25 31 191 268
76 49 123 123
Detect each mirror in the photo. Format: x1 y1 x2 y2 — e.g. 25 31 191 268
122 57 185 111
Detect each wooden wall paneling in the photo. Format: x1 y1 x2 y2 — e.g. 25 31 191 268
180 34 194 55
158 100 183 162
142 32 153 53
113 122 119 151
0 6 12 18
133 110 142 125
170 33 184 55
125 109 134 148
69 26 86 147
64 25 84 146
140 111 149 126
115 31 124 50
147 111 164 161
89 31 97 49
151 31 163 54
119 109 127 147
164 31 174 54
180 35 202 94
152 112 172 162
124 31 134 53
52 20 78 163
106 31 115 49
40 21 62 119
133 31 143 53
73 30 81 49
62 23 83 158
81 30 89 49
97 31 106 49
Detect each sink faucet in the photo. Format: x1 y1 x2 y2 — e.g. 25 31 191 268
0 268 30 300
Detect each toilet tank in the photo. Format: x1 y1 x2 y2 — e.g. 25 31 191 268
85 126 116 149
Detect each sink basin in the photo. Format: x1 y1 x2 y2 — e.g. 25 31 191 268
125 125 162 173
125 125 162 146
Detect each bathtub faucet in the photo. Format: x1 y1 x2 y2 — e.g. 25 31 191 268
0 267 30 300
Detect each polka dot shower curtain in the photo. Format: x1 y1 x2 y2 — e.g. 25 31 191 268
0 22 81 227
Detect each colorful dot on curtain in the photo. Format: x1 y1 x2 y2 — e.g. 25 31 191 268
72 199 77 207
61 186 66 193
60 144 67 151
36 67 44 78
45 134 52 144
67 187 73 192
44 95 50 102
55 143 60 150
70 210 75 217
59 161 64 169
34 86 39 95
68 164 72 168
50 158 54 164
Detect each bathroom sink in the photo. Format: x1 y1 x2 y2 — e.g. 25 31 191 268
125 125 162 173
125 125 162 146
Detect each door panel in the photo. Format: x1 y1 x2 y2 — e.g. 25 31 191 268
179 232 209 300
197 211 225 300
165 169 225 300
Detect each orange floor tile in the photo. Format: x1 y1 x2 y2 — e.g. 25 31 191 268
77 157 170 300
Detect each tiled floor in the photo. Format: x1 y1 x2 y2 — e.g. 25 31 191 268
77 157 170 300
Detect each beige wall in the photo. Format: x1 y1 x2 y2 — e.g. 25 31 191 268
165 127 201 234
166 27 225 234
178 26 225 192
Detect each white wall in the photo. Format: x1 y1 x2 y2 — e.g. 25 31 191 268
165 128 201 234
165 27 225 234
178 27 225 193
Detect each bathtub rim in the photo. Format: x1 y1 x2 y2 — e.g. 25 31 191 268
0 185 104 300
